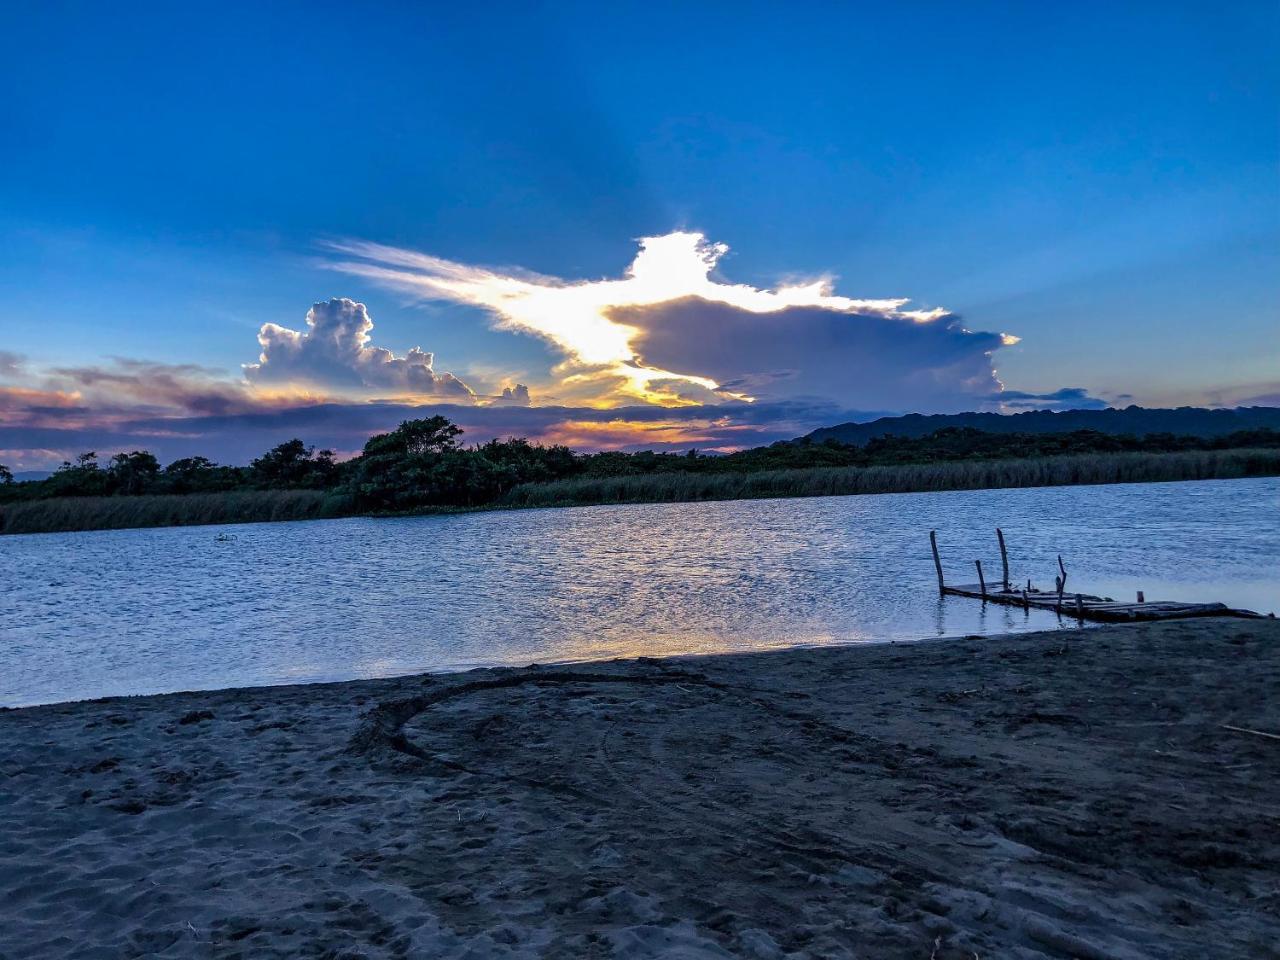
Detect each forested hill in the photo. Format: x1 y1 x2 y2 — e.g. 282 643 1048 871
805 406 1280 447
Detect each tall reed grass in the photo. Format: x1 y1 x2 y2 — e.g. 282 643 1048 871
0 489 345 535
501 449 1280 509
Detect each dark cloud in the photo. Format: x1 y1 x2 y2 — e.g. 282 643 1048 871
992 387 1111 411
47 359 259 417
1236 386 1280 407
244 298 475 400
615 297 1005 412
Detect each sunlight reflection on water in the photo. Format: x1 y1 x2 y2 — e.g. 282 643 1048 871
2 477 1276 706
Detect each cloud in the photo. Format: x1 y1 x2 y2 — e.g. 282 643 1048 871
243 298 475 400
991 387 1111 412
0 360 262 431
1240 391 1280 406
618 297 1007 412
324 232 1015 408
493 384 531 406
17 231 1223 471
0 352 26 378
0 390 887 469
48 359 258 417
1208 381 1280 408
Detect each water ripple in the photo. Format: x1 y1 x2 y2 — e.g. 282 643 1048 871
1 478 1276 706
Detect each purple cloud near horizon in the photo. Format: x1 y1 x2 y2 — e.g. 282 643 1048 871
0 397 892 470
989 387 1111 412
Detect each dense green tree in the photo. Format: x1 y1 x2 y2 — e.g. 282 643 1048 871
44 452 110 498
362 417 463 458
475 437 578 485
249 439 340 489
162 456 244 494
108 451 161 495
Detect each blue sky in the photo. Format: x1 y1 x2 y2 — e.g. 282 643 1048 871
1 1 1277 467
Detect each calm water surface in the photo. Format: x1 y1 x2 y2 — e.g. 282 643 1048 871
3 477 1276 706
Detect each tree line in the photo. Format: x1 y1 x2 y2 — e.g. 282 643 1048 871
2 417 1278 514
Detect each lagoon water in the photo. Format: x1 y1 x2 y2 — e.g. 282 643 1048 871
3 477 1277 707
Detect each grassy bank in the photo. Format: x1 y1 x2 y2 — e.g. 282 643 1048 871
501 448 1280 508
0 489 344 535
3 448 1278 535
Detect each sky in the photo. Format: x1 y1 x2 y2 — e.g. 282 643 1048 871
1 1 1277 469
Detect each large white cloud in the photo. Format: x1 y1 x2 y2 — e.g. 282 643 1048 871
324 232 1018 409
243 298 475 400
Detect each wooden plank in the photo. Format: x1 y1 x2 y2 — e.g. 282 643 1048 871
941 581 1260 622
930 530 944 596
996 528 1010 590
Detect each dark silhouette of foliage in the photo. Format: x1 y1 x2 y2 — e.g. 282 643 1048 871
43 452 111 498
108 451 161 496
162 456 244 494
250 439 340 489
351 417 516 510
362 416 462 457
2 415 1279 534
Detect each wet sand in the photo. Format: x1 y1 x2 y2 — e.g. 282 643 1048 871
1 618 1277 959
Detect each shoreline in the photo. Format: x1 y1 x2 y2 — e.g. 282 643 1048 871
3 618 1278 957
3 451 1277 536
2 626 1107 712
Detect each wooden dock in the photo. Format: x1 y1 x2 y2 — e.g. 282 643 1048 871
930 529 1268 624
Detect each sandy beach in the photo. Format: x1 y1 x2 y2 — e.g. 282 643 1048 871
2 618 1277 959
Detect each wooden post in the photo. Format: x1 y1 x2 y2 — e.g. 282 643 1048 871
975 560 987 598
1075 593 1084 619
1057 555 1067 593
996 528 1010 591
930 530 945 596
1055 575 1064 611
1021 588 1029 610
1137 590 1145 604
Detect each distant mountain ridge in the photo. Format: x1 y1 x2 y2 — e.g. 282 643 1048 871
804 406 1280 446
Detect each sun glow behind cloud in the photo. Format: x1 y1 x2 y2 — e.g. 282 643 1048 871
324 232 954 407
0 232 1046 469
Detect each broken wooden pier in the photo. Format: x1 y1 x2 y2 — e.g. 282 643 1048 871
929 529 1267 623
